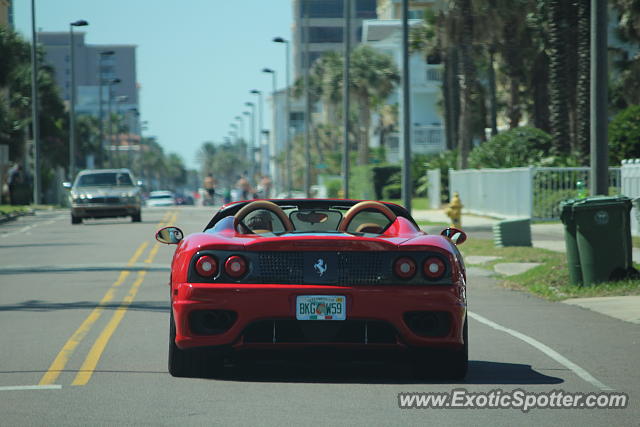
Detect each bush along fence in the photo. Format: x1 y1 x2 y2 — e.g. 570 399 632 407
446 166 622 220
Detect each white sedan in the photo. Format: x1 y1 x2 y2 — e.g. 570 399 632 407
146 191 176 207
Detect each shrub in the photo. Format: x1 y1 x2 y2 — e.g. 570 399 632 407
325 178 342 198
371 165 401 199
382 184 402 199
468 127 553 168
349 165 375 199
609 105 640 164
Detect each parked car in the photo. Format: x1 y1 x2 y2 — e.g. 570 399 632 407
147 191 176 207
64 168 142 224
155 198 468 379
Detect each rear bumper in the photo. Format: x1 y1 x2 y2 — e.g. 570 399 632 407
71 204 139 218
172 283 466 351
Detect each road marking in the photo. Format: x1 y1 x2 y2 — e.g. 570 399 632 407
71 210 178 386
468 311 614 391
38 240 150 385
72 271 148 386
38 270 134 385
0 385 62 391
0 215 64 238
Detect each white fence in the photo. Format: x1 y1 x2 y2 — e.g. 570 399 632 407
427 168 441 209
622 160 640 236
449 166 622 220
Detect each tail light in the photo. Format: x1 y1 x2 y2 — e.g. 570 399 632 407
225 255 247 278
423 257 446 280
394 257 416 279
195 255 218 277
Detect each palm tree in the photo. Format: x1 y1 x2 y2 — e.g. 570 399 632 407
456 0 477 169
350 45 400 165
575 0 590 162
547 0 571 155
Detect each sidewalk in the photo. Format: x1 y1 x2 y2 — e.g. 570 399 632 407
413 209 639 325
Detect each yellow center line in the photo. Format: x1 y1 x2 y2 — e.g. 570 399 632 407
39 209 177 386
71 209 179 386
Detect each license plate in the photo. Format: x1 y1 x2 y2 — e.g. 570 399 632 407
295 295 346 321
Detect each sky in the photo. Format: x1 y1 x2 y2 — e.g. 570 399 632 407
13 0 293 170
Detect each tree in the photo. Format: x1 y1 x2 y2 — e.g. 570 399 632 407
455 0 478 169
350 45 400 165
547 0 571 155
608 105 640 164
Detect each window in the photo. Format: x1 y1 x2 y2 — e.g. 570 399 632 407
427 68 443 81
305 27 343 43
301 0 343 18
356 0 377 18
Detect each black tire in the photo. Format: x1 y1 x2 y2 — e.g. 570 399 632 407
131 211 142 222
168 311 224 378
71 215 82 225
410 318 468 380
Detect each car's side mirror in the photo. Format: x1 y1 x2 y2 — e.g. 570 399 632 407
441 227 467 245
62 182 72 189
156 226 184 245
136 180 144 187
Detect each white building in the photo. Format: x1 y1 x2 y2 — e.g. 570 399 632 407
362 18 445 163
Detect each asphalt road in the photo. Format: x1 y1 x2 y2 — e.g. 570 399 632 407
0 206 638 426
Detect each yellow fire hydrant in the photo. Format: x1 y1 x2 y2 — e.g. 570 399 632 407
445 192 463 228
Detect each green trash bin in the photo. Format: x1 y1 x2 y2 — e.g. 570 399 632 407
572 196 633 286
559 199 582 286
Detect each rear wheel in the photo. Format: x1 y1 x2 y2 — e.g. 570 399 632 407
410 318 468 380
71 215 82 225
168 311 224 378
131 211 141 222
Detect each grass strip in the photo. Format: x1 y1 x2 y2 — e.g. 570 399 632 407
461 238 640 301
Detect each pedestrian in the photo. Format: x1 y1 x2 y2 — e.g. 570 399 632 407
7 163 23 205
236 174 252 200
203 173 216 205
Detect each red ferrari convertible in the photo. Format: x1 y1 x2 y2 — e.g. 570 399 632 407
155 199 468 379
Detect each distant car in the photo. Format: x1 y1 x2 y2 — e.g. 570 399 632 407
155 198 468 379
147 191 176 207
65 168 142 224
175 192 195 206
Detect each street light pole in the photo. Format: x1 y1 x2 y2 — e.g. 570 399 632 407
69 19 88 180
401 0 412 213
30 0 41 204
342 0 351 199
106 78 121 168
591 0 608 195
250 90 264 177
302 3 312 198
98 50 114 168
273 37 291 197
245 101 256 183
235 115 244 143
262 67 277 189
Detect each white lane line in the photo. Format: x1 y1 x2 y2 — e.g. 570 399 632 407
0 385 62 391
468 311 614 391
0 216 63 238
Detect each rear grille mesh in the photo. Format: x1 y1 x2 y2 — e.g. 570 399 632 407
255 252 386 285
258 252 304 283
338 252 384 285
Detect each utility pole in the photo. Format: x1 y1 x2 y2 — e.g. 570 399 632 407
590 0 608 195
303 3 312 198
30 0 40 205
401 0 412 213
342 0 351 199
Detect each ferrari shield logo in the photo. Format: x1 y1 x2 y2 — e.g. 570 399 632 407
303 253 338 284
314 258 328 276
